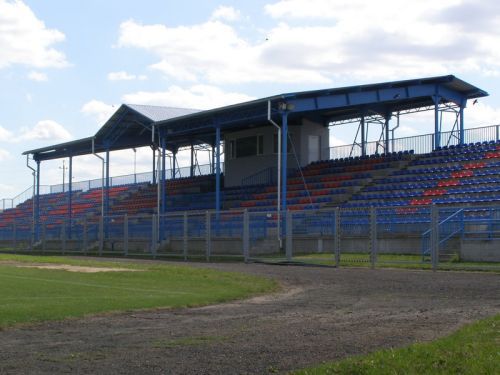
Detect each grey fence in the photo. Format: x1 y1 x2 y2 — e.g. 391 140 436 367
1 205 499 270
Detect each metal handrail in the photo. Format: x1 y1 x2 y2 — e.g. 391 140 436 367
421 208 464 255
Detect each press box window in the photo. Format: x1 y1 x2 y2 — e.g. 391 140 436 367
234 135 264 158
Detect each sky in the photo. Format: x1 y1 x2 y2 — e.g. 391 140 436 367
1 0 500 199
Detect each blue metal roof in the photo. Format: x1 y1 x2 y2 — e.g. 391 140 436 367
24 75 488 161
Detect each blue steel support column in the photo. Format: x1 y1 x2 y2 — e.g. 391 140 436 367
190 143 194 177
161 133 166 215
172 149 177 179
35 160 41 241
152 148 156 184
361 115 366 157
103 149 110 238
459 100 465 145
160 133 167 241
281 111 288 224
68 156 73 239
434 95 441 150
215 126 221 213
384 114 390 154
105 149 110 216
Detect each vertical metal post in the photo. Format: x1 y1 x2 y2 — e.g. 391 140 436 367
35 160 40 241
459 102 465 145
384 116 390 154
105 149 110 217
98 216 104 256
243 209 249 262
133 148 137 184
152 147 156 184
281 111 288 240
124 214 129 257
68 156 73 239
361 115 366 157
431 205 439 271
215 126 221 214
434 95 441 150
183 212 188 261
286 210 292 261
370 206 377 269
161 134 166 216
190 143 194 177
205 211 211 262
334 208 340 267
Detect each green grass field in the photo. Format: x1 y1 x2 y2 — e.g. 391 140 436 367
294 314 500 375
0 254 277 328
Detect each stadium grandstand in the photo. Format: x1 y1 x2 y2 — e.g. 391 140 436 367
1 75 499 264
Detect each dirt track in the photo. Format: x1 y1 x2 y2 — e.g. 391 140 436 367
0 262 499 374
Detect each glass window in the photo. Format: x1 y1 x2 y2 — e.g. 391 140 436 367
236 136 258 158
257 134 264 155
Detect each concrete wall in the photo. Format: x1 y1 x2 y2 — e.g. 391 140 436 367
460 240 500 262
292 235 422 255
224 118 329 187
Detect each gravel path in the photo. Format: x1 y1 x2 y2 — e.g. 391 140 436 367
0 263 499 374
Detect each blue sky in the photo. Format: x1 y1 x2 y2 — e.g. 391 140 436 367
1 0 500 199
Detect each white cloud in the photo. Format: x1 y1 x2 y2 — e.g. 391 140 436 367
0 125 14 141
122 84 255 110
329 134 347 147
466 102 500 127
1 121 70 144
19 120 72 141
107 70 147 81
211 6 241 22
81 100 116 125
263 0 500 78
0 148 10 161
397 125 420 137
27 70 48 82
117 19 330 85
117 1 500 85
0 0 68 69
0 182 17 201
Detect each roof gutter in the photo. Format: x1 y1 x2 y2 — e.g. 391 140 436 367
26 155 37 226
